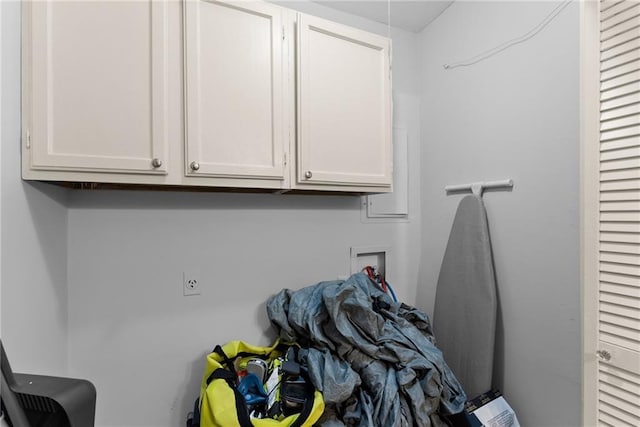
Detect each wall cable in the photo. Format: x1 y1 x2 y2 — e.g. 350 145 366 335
387 0 391 41
387 0 392 79
443 0 572 70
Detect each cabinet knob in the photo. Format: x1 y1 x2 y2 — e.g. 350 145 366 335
597 349 612 362
151 158 163 168
305 171 313 179
190 161 200 171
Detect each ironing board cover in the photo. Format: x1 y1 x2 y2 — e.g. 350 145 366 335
433 194 497 399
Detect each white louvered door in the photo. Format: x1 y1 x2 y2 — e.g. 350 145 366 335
587 1 640 425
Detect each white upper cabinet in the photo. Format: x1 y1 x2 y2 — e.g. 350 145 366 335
295 14 392 190
22 0 170 176
21 0 392 193
184 0 286 182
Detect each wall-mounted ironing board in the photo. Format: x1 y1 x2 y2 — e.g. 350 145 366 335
433 180 511 399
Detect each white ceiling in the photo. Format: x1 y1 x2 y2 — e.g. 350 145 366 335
314 1 454 33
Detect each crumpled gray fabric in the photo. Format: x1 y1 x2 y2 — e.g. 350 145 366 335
298 347 361 404
266 273 466 427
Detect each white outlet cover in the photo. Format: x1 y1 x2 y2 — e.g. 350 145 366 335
183 271 201 296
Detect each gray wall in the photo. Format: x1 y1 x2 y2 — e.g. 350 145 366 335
416 2 581 426
0 1 585 426
0 0 421 423
63 4 422 426
1 0 70 375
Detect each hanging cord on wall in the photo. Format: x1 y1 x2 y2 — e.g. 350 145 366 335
443 0 572 70
387 0 391 40
387 0 393 79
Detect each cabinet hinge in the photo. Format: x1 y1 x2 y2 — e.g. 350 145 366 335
25 129 31 149
282 25 285 41
284 152 287 166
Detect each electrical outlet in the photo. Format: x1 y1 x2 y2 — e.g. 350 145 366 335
183 271 201 296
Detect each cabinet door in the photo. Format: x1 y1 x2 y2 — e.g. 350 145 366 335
23 0 169 174
184 0 285 180
297 14 392 188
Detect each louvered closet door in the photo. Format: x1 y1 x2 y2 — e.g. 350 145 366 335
597 1 640 425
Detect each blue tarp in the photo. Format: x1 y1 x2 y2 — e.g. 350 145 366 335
267 273 466 427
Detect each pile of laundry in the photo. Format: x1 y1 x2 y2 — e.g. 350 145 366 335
266 273 466 427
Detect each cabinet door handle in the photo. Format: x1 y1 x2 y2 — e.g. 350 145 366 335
190 161 200 171
305 171 313 179
597 350 611 362
151 158 163 168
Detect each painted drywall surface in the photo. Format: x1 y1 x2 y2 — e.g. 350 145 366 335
0 0 70 374
67 193 419 426
64 4 422 427
417 1 580 426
